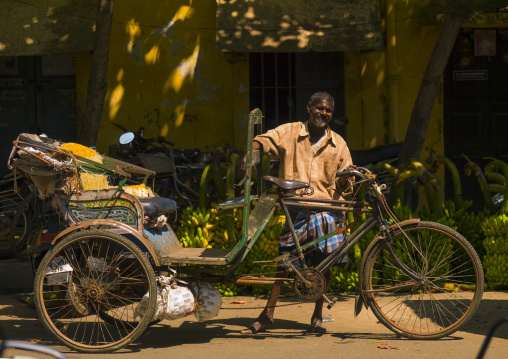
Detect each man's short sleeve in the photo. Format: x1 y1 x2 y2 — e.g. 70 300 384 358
253 123 294 160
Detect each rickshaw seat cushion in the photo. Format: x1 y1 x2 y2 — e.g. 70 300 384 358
263 176 310 190
139 197 177 217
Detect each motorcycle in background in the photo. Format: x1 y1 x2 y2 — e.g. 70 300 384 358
110 123 223 211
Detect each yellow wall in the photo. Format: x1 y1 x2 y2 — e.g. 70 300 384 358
345 2 443 156
76 0 249 155
345 1 445 183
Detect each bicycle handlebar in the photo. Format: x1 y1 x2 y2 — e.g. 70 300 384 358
336 167 373 181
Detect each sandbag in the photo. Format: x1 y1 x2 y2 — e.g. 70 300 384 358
192 281 222 322
137 276 195 321
136 277 221 322
164 286 195 320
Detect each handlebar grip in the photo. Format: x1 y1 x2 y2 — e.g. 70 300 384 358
336 168 371 180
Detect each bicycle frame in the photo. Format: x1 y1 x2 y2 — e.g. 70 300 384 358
168 108 426 293
221 176 426 295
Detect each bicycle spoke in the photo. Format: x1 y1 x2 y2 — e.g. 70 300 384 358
35 230 156 352
364 221 483 339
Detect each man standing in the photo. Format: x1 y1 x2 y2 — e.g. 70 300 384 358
241 92 355 334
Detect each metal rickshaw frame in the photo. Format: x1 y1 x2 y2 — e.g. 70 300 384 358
8 108 484 353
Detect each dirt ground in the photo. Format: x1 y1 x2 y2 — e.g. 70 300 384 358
0 290 507 359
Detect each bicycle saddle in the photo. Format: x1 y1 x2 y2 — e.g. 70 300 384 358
262 176 310 190
139 197 177 217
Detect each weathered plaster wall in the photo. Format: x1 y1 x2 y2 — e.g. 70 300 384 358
82 0 249 154
0 0 97 56
345 1 444 171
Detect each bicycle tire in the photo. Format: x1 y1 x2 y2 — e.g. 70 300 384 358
34 230 157 353
9 192 35 260
362 220 483 340
98 310 162 328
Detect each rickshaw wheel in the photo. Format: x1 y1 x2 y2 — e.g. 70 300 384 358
98 309 162 328
34 229 157 353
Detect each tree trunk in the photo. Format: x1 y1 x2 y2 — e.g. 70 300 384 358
387 0 472 207
397 0 472 167
78 0 114 147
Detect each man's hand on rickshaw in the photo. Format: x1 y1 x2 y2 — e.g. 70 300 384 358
239 141 262 177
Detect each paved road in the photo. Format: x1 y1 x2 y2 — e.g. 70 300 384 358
1 291 507 359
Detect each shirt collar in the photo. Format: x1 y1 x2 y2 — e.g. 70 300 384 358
301 121 337 147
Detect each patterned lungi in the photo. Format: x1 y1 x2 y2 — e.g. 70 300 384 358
279 208 347 262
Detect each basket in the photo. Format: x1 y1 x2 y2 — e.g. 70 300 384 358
138 154 176 175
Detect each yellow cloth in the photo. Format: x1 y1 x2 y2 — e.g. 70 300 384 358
61 143 109 191
61 143 150 198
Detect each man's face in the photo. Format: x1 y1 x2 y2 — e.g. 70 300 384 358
307 99 333 129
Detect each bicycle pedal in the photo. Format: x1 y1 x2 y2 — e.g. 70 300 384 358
325 296 337 310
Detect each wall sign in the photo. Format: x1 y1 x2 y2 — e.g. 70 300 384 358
0 78 25 86
453 70 488 81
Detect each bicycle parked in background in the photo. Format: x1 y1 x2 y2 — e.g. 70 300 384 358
0 173 31 259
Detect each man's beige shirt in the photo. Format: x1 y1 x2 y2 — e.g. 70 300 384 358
255 121 353 200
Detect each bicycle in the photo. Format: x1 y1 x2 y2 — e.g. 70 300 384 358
0 173 31 258
111 123 222 210
258 169 483 340
9 191 64 262
8 109 483 353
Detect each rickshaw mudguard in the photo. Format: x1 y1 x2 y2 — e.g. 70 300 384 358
356 218 420 316
51 219 166 267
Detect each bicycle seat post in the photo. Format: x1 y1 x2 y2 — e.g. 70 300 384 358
279 198 307 269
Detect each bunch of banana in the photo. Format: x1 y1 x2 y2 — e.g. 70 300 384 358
207 207 236 249
212 283 240 297
482 214 508 237
391 202 414 222
482 213 508 289
243 209 285 263
482 253 508 289
176 206 212 248
330 263 360 292
452 206 489 260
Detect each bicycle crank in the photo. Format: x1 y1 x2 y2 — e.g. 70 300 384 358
293 268 326 302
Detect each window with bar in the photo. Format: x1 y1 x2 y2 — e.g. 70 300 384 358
249 52 346 138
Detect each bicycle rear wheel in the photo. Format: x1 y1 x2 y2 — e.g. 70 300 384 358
363 221 483 340
34 230 157 353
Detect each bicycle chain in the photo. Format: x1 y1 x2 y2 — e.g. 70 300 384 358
220 302 301 310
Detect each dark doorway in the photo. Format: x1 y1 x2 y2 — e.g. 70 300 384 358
444 28 508 211
0 54 77 175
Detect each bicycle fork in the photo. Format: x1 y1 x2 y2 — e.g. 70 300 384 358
381 223 427 286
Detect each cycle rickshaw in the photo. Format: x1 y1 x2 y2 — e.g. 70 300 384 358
7 109 484 353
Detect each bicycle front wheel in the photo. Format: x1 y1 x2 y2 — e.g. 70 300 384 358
34 230 157 353
363 221 483 340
